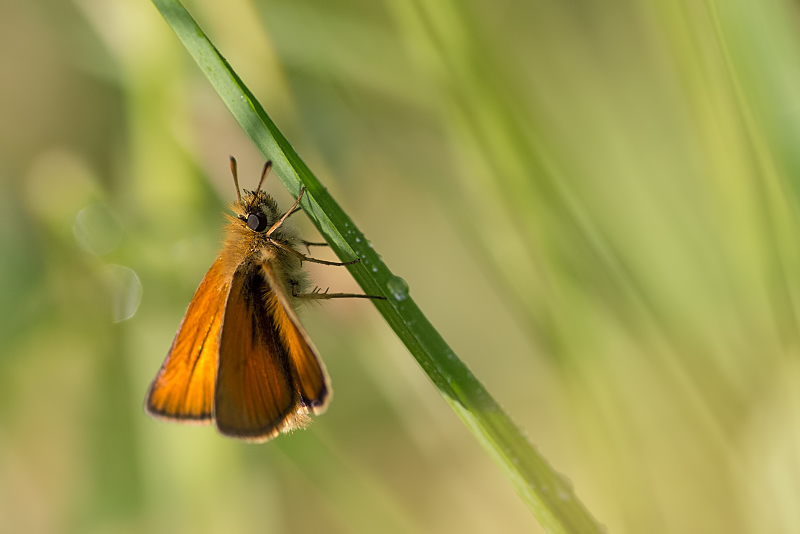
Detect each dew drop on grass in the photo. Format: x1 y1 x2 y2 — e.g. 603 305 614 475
387 275 409 301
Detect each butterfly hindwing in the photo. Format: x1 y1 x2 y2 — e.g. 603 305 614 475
261 261 331 413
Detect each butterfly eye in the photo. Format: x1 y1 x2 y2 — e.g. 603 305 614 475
246 212 268 232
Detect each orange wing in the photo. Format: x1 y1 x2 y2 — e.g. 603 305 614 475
262 261 330 413
213 261 330 442
145 256 232 422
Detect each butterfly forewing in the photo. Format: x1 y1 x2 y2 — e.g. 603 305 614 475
146 257 231 421
214 263 301 441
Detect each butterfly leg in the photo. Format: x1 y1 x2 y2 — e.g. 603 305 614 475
266 188 347 254
301 240 329 253
267 187 306 237
269 238 361 267
291 282 386 300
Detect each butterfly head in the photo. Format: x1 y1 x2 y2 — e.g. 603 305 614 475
228 158 281 234
233 190 281 234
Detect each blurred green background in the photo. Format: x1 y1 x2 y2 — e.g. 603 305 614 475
3 0 800 532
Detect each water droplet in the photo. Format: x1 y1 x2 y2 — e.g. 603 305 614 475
386 275 409 301
372 267 378 272
355 237 361 243
105 264 143 322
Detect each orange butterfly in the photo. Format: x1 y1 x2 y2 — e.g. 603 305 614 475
145 158 384 442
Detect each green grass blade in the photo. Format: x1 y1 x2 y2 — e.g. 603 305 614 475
151 1 604 531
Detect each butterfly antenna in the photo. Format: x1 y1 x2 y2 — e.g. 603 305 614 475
256 160 272 193
229 156 242 203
